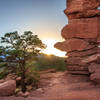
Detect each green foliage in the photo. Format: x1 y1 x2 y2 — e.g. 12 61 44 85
25 70 40 87
29 54 66 71
0 62 7 68
0 31 66 92
0 66 9 79
0 31 46 92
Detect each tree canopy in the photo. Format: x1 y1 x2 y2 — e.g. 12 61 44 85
0 31 46 92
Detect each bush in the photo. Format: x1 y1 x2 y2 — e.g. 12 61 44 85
32 54 66 71
0 67 9 79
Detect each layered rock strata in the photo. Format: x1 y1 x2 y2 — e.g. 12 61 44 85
55 0 100 83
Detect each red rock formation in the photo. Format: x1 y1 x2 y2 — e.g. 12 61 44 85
65 0 100 19
54 0 100 83
0 80 16 96
55 39 94 52
61 18 100 39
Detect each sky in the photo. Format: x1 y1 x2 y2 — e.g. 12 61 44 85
0 0 68 57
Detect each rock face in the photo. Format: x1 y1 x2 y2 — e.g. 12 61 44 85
55 39 94 52
54 0 100 84
61 18 100 39
65 0 100 19
0 80 16 96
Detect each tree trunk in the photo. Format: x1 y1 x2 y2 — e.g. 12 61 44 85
21 70 26 93
21 60 26 93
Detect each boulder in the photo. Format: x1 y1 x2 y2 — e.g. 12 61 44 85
16 77 21 81
82 54 100 63
0 79 5 84
67 47 100 57
66 57 85 65
0 80 16 96
67 0 100 13
66 65 88 71
5 74 17 81
88 63 100 73
66 0 100 19
90 69 100 83
90 66 100 83
54 39 94 52
61 17 100 39
17 91 30 97
96 35 100 43
65 9 100 19
66 54 100 66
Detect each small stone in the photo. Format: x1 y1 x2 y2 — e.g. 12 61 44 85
16 77 21 81
36 88 44 93
17 91 30 97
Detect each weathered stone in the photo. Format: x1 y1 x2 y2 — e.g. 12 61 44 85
65 9 100 19
67 47 100 57
68 82 95 90
36 88 44 93
66 54 100 66
61 17 100 39
68 71 89 75
17 91 30 97
0 79 5 84
90 68 100 83
5 74 17 81
67 65 88 71
16 77 21 81
0 80 16 96
65 0 100 19
96 36 100 43
84 38 97 44
82 54 100 63
55 0 100 85
88 63 100 73
54 39 94 52
66 57 87 66
67 0 100 13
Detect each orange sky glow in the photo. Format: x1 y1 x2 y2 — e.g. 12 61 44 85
42 39 66 57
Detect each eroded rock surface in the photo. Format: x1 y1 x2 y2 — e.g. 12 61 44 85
65 0 100 19
61 17 100 39
0 80 16 96
54 39 94 52
55 0 100 84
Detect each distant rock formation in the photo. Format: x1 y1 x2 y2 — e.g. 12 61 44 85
55 0 100 84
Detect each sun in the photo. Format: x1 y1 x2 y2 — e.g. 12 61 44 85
42 39 66 57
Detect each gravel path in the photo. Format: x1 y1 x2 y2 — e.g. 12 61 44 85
1 72 100 100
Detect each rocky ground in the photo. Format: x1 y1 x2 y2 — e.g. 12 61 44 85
1 71 100 100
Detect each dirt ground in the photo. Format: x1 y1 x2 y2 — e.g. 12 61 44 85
1 71 100 100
